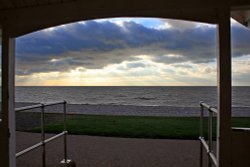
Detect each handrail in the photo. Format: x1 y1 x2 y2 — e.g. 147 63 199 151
199 137 218 166
44 101 66 107
44 131 68 144
15 101 66 112
16 142 43 158
16 131 68 158
199 101 218 167
200 102 218 114
232 127 250 132
15 101 69 166
15 104 42 112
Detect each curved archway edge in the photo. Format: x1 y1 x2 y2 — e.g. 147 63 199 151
0 0 248 37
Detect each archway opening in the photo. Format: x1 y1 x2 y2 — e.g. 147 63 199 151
14 17 217 167
12 17 250 167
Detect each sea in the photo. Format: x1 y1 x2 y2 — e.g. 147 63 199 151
14 86 250 107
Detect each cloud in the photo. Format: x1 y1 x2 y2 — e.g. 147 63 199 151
126 62 146 69
162 19 216 31
231 26 250 57
15 57 217 86
15 18 250 80
163 19 200 31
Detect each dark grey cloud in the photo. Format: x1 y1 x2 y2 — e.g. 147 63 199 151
172 64 193 68
232 26 250 57
126 62 146 69
15 19 250 76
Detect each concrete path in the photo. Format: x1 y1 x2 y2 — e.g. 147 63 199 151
16 132 206 167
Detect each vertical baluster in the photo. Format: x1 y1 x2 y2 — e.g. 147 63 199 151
200 102 204 167
63 101 68 163
41 104 46 167
208 108 213 167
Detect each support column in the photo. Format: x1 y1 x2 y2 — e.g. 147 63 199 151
0 23 16 167
217 6 232 167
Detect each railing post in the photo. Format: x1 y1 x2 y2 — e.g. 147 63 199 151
208 109 213 167
41 104 46 167
199 102 218 167
199 102 204 167
15 101 75 166
63 101 68 163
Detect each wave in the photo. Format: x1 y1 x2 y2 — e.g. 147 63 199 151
134 97 157 100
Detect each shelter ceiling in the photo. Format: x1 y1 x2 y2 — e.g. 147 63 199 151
0 0 73 10
0 0 249 37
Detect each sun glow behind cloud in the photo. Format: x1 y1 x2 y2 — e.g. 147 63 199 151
15 18 250 86
16 54 217 86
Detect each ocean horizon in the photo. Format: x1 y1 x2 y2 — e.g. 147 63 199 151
11 86 250 107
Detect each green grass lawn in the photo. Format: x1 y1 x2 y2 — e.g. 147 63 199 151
30 115 250 139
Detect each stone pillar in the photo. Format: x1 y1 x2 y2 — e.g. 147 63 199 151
0 22 16 167
217 5 232 167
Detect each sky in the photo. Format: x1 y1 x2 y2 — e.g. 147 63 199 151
13 17 250 86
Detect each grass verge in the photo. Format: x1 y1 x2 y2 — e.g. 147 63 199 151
27 114 250 139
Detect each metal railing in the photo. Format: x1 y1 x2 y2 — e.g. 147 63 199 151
199 102 218 167
15 101 69 167
232 127 250 131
